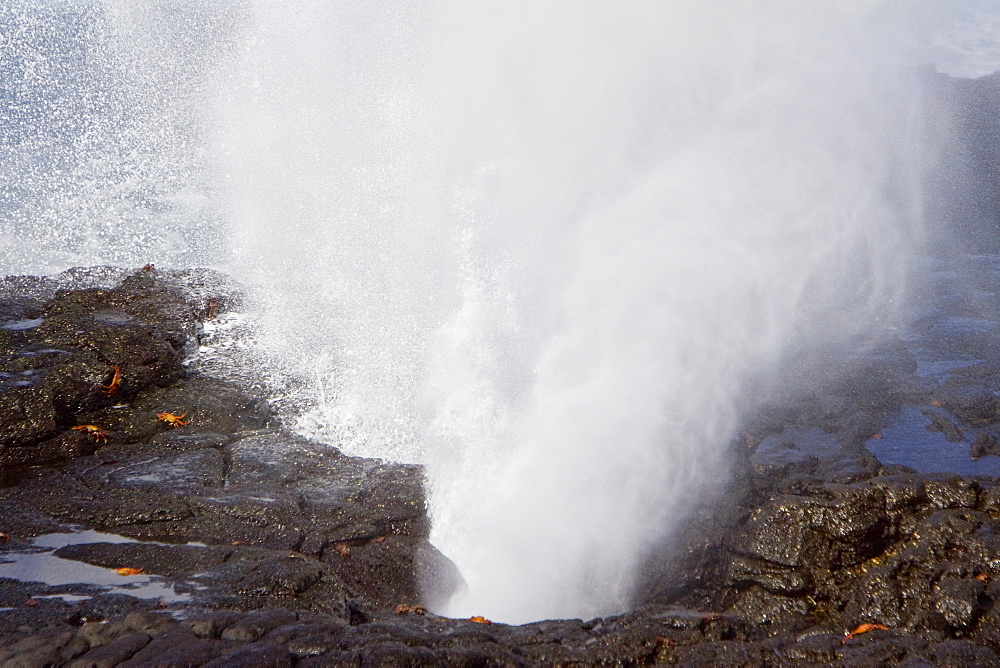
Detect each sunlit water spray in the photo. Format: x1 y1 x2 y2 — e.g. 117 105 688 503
5 1 999 624
219 3 928 623
0 1 241 272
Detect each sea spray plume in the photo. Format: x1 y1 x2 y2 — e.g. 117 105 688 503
209 2 925 623
414 3 925 622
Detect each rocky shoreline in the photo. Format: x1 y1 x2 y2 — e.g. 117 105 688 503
1 264 1000 666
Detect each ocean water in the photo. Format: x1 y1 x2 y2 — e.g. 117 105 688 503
3 2 1000 623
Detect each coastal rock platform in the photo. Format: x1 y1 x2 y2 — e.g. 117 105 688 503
2 263 1000 666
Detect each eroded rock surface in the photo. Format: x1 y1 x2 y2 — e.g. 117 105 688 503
0 266 458 664
8 140 1000 668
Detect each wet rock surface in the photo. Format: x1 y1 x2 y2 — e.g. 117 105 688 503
2 263 1000 667
0 266 453 665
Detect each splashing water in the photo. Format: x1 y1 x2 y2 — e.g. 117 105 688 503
4 1 1000 623
222 3 927 623
0 1 246 273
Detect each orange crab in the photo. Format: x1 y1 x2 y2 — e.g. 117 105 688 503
156 412 189 428
101 365 122 396
72 425 108 443
842 623 889 643
116 567 144 576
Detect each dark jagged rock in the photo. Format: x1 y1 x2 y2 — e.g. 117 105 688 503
0 267 202 474
0 266 466 664
6 245 1000 664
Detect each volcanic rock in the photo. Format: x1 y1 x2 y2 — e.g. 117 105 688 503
6 253 1000 665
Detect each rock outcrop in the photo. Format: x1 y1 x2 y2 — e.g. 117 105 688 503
2 263 1000 665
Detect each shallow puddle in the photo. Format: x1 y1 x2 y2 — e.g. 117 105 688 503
0 530 192 604
0 317 44 331
867 405 1000 476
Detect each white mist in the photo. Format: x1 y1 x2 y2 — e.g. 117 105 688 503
212 3 928 623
